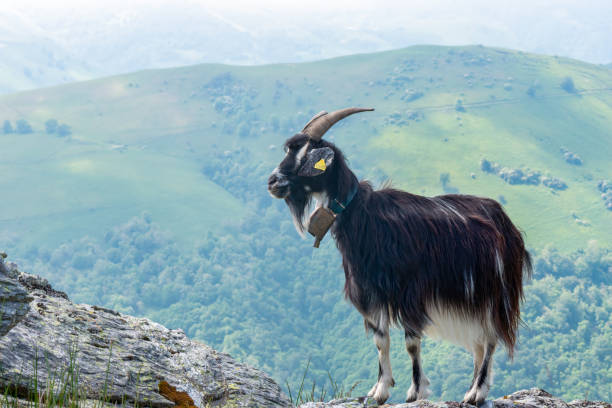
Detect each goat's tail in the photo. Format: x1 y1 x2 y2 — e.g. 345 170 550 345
491 205 532 358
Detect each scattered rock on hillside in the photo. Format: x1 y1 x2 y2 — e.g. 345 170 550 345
0 259 290 408
298 388 610 408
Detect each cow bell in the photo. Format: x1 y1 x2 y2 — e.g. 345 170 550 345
307 207 336 248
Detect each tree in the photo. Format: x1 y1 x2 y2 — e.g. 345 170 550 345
439 173 450 185
57 123 72 137
455 99 466 112
560 77 576 93
526 85 537 97
15 119 33 134
45 119 58 134
2 120 13 134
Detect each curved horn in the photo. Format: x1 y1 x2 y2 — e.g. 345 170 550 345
302 107 374 141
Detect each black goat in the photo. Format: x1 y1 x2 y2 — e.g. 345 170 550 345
267 108 532 405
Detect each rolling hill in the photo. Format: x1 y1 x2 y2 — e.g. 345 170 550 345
1 45 610 253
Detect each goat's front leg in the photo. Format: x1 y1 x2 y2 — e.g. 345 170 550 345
463 342 496 406
404 334 431 402
364 313 394 404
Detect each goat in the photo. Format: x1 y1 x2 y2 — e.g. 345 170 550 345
267 108 532 405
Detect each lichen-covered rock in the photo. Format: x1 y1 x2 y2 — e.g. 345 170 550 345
298 388 610 408
0 263 290 408
0 255 33 336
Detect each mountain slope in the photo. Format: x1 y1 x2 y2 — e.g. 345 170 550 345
0 45 610 252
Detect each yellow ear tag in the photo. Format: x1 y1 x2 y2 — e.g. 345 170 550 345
314 159 326 171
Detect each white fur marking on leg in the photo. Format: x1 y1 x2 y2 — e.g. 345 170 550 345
464 344 495 405
372 331 393 403
405 338 431 402
365 309 393 404
406 376 431 402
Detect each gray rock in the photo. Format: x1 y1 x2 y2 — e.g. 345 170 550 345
0 264 290 408
297 388 610 408
0 256 33 336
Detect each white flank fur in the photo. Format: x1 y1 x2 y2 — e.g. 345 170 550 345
423 304 494 351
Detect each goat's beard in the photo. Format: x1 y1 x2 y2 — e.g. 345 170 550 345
285 188 312 237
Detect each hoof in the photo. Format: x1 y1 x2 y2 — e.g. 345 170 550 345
406 378 431 402
367 379 393 405
371 384 390 405
405 385 418 403
463 386 488 406
373 389 390 405
358 395 388 407
463 389 478 405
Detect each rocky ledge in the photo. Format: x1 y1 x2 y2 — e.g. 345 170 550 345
300 388 610 408
0 256 290 407
1 256 610 408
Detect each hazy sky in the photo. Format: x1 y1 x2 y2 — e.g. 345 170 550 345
10 0 610 60
0 0 610 91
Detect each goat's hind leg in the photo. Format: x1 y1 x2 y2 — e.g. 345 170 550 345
469 343 485 389
404 334 431 402
364 312 394 404
463 342 495 406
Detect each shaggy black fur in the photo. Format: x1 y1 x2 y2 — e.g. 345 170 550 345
330 147 531 355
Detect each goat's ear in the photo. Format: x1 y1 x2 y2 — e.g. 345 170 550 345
298 147 334 177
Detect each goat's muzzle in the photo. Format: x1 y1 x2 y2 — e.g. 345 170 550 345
268 171 290 198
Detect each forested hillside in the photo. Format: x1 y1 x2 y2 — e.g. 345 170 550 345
0 45 610 402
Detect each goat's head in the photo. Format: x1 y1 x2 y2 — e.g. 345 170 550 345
268 107 373 234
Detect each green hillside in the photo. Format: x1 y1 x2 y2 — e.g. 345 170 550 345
1 46 610 402
1 45 610 252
